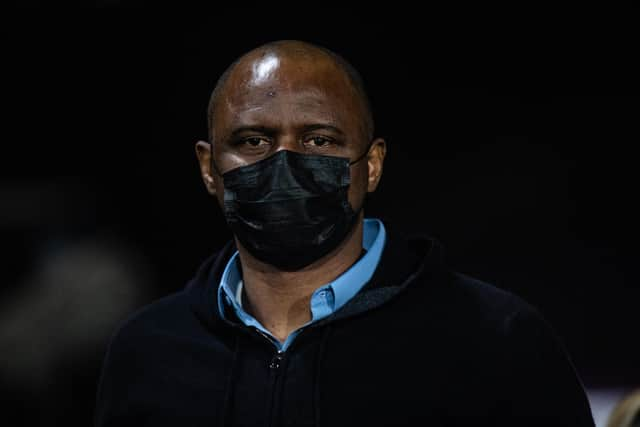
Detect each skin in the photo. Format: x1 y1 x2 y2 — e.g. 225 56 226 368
196 41 386 343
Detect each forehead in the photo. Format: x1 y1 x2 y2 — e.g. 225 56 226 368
213 53 362 131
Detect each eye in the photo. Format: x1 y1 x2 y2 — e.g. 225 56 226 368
305 136 332 147
243 137 269 147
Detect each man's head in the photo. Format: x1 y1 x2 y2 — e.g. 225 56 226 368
195 40 386 268
206 40 375 145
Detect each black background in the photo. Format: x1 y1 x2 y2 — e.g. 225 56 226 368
1 9 638 426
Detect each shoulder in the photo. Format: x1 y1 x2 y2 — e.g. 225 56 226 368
95 291 195 403
103 290 198 359
416 270 563 351
446 273 594 424
443 272 575 362
445 271 540 326
377 226 544 331
102 241 235 359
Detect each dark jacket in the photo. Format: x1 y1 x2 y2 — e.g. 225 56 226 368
94 226 595 426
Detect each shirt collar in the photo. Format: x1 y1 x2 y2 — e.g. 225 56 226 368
217 218 386 323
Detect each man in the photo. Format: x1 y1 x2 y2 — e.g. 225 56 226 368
95 40 595 426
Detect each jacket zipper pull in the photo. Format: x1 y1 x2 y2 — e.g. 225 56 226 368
269 350 284 369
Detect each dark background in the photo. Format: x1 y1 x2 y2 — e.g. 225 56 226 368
1 9 638 426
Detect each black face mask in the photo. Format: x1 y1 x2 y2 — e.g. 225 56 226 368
215 147 369 271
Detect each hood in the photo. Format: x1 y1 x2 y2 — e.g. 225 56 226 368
187 219 447 332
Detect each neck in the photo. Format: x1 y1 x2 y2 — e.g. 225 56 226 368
235 218 364 343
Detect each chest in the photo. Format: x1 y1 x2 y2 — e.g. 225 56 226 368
132 307 508 427
226 313 507 427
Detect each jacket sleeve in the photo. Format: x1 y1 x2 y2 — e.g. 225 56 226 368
500 303 595 426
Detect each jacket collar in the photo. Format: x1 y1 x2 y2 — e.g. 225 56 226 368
187 220 447 332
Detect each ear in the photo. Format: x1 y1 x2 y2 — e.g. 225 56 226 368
195 140 217 196
366 138 386 192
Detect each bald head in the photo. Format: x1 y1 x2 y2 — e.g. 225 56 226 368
207 40 374 143
195 40 388 233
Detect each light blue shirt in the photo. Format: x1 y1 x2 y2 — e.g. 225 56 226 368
217 218 387 351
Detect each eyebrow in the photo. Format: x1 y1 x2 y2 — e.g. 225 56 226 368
229 126 276 139
302 124 345 135
228 123 345 140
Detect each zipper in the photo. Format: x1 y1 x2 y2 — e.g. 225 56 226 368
267 349 286 427
246 326 288 427
269 349 285 369
229 321 311 427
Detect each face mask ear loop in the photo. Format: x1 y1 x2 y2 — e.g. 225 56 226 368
349 140 375 166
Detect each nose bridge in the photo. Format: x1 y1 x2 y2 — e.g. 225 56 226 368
274 129 299 152
262 90 321 155
272 111 301 153
264 94 310 154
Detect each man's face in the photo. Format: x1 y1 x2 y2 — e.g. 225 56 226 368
198 50 385 214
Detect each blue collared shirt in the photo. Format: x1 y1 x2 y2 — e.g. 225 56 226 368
217 218 387 351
